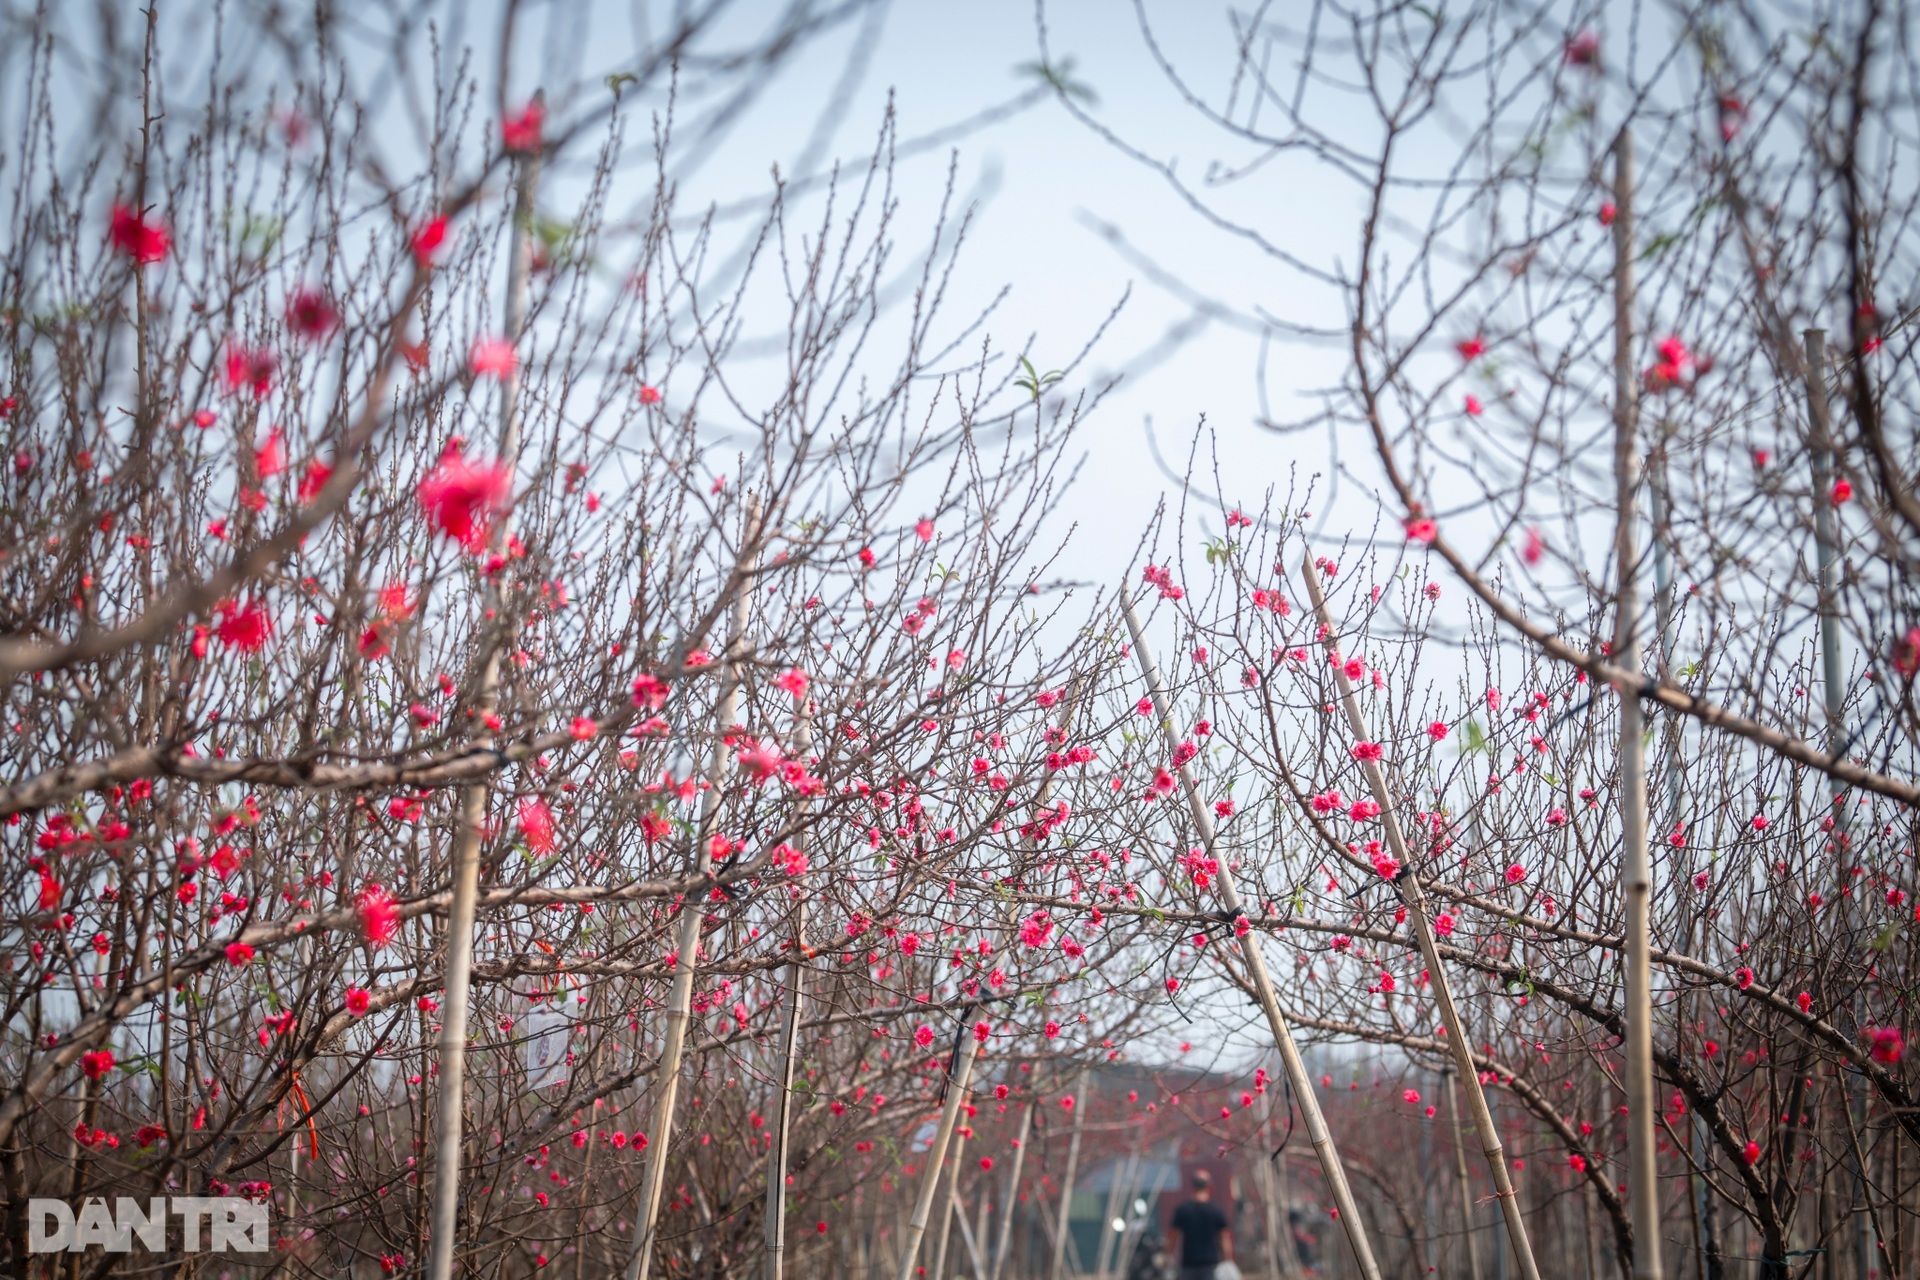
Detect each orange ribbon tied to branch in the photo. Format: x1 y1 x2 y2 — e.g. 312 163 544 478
284 1073 321 1160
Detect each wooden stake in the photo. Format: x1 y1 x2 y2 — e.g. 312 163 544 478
895 955 1004 1280
1611 127 1665 1280
988 1100 1035 1280
1120 588 1384 1280
1445 1069 1484 1280
1047 1065 1089 1280
1300 559 1543 1280
626 503 762 1280
932 1121 970 1280
426 109 540 1280
763 694 813 1280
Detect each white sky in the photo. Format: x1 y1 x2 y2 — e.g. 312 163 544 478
646 0 1371 585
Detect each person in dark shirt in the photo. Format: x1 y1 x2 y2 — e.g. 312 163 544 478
1168 1168 1233 1280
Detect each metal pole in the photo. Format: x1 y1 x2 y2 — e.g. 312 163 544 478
1121 589 1384 1280
426 111 540 1280
1611 128 1665 1280
626 504 761 1280
1300 560 1543 1280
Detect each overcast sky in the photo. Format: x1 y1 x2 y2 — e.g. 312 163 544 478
648 0 1374 588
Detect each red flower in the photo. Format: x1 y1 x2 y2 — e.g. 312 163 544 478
1455 336 1486 361
1742 1140 1761 1165
1350 741 1384 763
223 344 278 399
358 885 399 947
1563 30 1600 68
1522 527 1544 565
518 798 556 854
285 289 339 340
1598 201 1617 227
1717 94 1747 142
1504 863 1527 884
1404 516 1437 545
1831 478 1853 505
915 519 935 541
1892 627 1920 678
345 987 372 1017
503 101 545 153
469 337 517 381
1867 1027 1905 1063
213 599 273 653
418 445 512 551
81 1049 115 1081
255 429 286 480
632 673 670 710
412 215 450 264
110 205 170 264
1795 991 1812 1014
638 385 662 405
298 460 334 505
226 941 255 966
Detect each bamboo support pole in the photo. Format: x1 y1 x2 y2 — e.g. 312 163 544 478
1047 1065 1089 1280
1611 128 1664 1280
1445 1069 1485 1280
762 694 813 1280
988 1099 1034 1280
896 953 1005 1280
426 114 540 1280
626 504 762 1280
1299 559 1543 1280
1120 587 1384 1280
932 1121 970 1280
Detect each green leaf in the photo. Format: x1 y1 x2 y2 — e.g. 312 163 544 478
1015 58 1098 106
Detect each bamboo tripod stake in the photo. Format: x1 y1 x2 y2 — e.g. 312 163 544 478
762 693 813 1280
1045 1065 1089 1280
627 504 762 1280
1445 1069 1485 1280
894 954 1006 1280
1120 588 1384 1280
1610 129 1664 1280
426 115 540 1280
1299 558 1543 1280
930 1122 970 1280
987 1099 1035 1280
